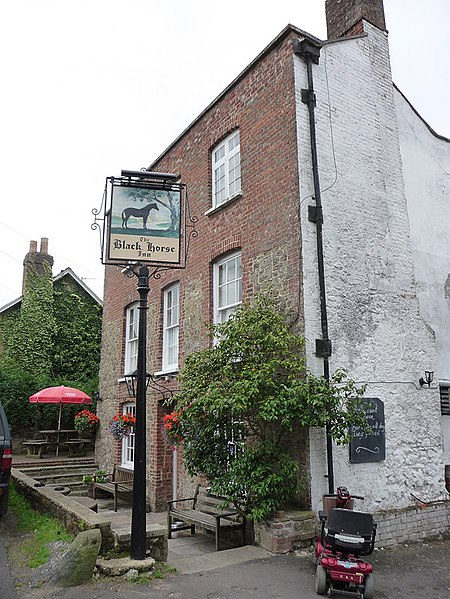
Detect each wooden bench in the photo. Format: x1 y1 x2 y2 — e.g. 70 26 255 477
22 440 47 458
167 484 246 551
92 464 133 511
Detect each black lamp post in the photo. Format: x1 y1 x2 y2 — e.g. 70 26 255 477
129 265 150 560
92 169 195 560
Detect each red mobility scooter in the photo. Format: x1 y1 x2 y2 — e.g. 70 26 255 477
314 487 377 598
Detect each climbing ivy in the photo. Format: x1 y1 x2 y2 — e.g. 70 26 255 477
11 263 55 378
52 284 102 382
0 269 102 431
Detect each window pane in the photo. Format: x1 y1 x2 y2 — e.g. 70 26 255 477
214 145 225 163
218 284 225 308
227 258 235 282
227 282 236 306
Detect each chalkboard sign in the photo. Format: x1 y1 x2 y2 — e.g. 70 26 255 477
349 398 385 463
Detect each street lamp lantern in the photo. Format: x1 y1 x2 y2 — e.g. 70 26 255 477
124 370 152 399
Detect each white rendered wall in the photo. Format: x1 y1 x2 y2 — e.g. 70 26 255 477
294 22 445 513
395 89 450 463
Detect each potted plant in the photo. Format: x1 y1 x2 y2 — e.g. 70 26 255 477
108 413 136 441
74 409 99 435
82 469 108 497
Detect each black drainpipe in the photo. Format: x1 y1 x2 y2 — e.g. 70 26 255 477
294 38 334 494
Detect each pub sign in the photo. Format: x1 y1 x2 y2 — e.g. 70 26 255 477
106 179 182 265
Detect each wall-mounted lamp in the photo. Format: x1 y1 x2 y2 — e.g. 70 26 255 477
419 370 434 388
124 370 152 398
93 390 102 402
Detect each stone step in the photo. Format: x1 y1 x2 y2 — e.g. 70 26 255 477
13 458 96 472
33 480 89 495
32 469 97 485
16 464 96 474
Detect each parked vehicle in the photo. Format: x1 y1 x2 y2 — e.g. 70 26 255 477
0 400 12 516
314 486 377 598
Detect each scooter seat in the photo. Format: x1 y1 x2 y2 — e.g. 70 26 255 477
325 509 375 555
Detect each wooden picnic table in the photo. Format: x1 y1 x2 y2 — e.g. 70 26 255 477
39 429 78 455
62 438 91 457
22 440 47 458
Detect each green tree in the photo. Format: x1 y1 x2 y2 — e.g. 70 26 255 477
165 296 368 521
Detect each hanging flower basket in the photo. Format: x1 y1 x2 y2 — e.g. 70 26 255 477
108 413 136 441
163 409 185 446
74 409 99 434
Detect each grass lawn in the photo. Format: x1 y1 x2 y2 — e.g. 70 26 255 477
8 482 73 568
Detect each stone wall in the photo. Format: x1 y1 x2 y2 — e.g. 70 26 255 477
295 21 446 514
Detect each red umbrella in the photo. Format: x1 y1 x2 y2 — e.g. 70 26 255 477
29 385 92 431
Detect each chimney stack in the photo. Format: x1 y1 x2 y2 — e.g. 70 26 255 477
22 237 54 294
325 0 386 39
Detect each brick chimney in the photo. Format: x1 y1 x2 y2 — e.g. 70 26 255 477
325 0 386 39
22 237 54 294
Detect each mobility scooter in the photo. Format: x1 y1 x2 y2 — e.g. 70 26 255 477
314 486 377 598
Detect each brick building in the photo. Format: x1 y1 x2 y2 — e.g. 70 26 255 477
96 0 450 541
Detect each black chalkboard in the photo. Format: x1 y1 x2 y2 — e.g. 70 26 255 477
349 398 385 463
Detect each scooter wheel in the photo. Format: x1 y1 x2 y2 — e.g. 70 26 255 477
315 564 327 595
363 573 374 599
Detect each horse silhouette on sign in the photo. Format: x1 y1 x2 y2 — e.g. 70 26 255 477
121 203 159 229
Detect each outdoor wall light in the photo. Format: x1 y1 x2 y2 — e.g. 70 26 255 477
419 370 434 388
124 370 152 398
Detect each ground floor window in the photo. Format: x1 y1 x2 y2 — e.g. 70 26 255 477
121 402 136 468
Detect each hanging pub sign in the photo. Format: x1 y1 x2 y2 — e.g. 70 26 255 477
105 174 183 266
349 397 386 463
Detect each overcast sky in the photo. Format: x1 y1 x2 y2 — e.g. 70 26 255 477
1 0 449 307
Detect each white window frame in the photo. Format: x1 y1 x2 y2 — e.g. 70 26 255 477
213 252 242 324
124 303 138 376
212 130 241 208
162 283 180 372
121 402 136 468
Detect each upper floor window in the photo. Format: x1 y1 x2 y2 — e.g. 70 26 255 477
124 303 138 375
162 283 180 371
213 252 242 324
212 130 241 208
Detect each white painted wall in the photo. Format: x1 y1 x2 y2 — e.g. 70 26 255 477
395 88 450 464
294 22 445 513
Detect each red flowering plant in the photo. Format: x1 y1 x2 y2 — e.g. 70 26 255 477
74 410 99 434
163 408 186 446
108 413 136 441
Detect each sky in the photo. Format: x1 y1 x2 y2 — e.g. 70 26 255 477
1 0 449 307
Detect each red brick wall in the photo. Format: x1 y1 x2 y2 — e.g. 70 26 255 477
100 29 307 510
325 0 386 39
